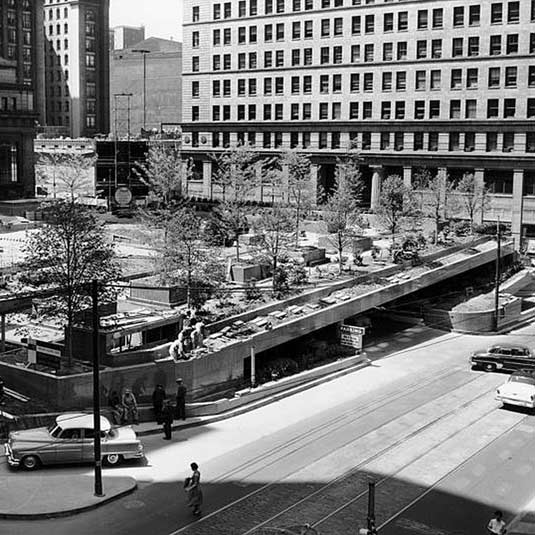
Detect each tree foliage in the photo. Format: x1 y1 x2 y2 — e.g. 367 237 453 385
322 157 364 274
421 169 455 243
376 174 413 246
22 200 120 367
455 172 490 232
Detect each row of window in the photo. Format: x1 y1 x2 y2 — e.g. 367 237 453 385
192 98 535 122
192 35 535 71
196 66 535 98
195 1 528 24
197 130 535 156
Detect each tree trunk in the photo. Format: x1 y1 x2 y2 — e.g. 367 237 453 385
235 233 240 262
295 203 300 249
338 232 343 274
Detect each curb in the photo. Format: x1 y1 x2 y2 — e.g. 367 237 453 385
137 358 371 437
0 479 137 520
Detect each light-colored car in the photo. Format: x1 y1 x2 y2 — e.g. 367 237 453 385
496 371 535 409
4 413 144 470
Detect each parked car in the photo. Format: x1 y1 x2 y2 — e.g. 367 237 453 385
4 413 144 470
496 370 535 409
470 343 535 372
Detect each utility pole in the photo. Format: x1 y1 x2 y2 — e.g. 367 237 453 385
494 219 501 332
92 279 103 497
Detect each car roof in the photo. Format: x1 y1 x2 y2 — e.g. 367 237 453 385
490 343 530 350
56 413 111 432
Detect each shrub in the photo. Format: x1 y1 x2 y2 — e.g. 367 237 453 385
257 357 299 383
272 265 291 299
473 222 509 235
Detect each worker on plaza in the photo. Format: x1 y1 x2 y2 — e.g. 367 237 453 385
175 378 187 420
161 399 174 440
487 511 507 535
121 388 139 425
108 389 124 425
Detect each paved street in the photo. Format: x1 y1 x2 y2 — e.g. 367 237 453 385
2 322 535 534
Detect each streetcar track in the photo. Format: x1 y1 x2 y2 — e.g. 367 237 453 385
241 383 502 534
211 366 466 483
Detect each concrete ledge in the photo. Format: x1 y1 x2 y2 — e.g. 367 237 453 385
0 475 137 519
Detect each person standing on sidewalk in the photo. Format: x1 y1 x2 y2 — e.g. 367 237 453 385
152 384 166 424
175 378 187 420
122 388 139 425
161 399 174 440
185 462 203 516
487 511 507 534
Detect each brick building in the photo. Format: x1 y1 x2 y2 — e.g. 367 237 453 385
181 0 535 246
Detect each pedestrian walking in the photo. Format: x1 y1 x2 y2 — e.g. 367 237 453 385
161 399 174 440
175 378 187 420
487 511 507 534
185 462 203 516
152 384 166 424
108 389 124 425
122 388 139 425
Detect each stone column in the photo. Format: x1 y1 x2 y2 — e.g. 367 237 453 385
370 166 384 211
202 160 212 199
310 164 319 205
403 166 412 188
512 169 524 250
474 168 485 225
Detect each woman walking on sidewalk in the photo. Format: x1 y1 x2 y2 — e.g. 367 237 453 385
185 462 203 516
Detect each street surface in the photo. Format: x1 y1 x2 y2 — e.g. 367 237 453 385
2 321 535 534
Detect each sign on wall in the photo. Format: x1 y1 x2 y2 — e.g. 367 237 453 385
27 338 63 370
340 324 365 350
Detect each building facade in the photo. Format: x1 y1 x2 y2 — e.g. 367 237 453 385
110 37 182 136
111 25 145 51
181 0 535 245
0 0 45 199
43 0 110 138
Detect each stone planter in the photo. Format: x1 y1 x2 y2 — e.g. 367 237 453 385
232 263 271 283
351 236 373 253
241 233 264 246
297 246 326 266
129 276 187 307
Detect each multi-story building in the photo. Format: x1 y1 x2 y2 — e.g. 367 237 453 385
43 0 110 138
110 25 145 51
110 37 183 136
182 0 535 246
0 0 45 199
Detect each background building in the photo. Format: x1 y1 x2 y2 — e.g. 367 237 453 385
181 0 535 246
110 37 182 137
0 0 45 199
43 0 110 138
110 25 145 51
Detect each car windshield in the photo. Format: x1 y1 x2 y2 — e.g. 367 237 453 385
510 375 535 386
47 424 62 437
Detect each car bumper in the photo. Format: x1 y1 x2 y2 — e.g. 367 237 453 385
4 443 20 467
122 451 145 460
496 395 535 408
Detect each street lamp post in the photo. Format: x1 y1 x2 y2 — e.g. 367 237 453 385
92 279 103 497
132 49 151 131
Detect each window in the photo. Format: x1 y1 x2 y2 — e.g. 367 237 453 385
192 56 199 72
465 100 477 118
276 23 284 40
465 132 475 152
382 72 392 91
452 38 463 57
430 70 441 90
417 10 428 30
383 43 393 61
264 51 272 67
527 133 535 154
333 74 342 93
320 47 329 64
293 21 301 39
351 73 359 92
530 66 535 87
432 8 443 28
468 37 479 57
414 132 424 150
319 103 328 119
224 2 231 18
395 102 405 120
449 132 460 151
506 34 518 54
398 12 408 31
304 20 313 38
527 98 535 118
505 66 517 87
334 18 343 36
467 68 478 89
491 3 502 24
350 102 359 119
319 132 328 149
451 69 462 89
303 102 311 119
450 100 461 119
417 40 427 59
415 71 426 91
320 75 329 94
488 67 500 88
352 16 361 34
362 102 372 119
363 73 373 92
428 133 438 151
508 1 519 23
487 99 499 117
431 40 442 58
530 34 535 54
504 98 516 118
429 101 440 119
397 42 407 60
487 132 498 152
238 27 246 44
396 72 406 91
265 24 273 41
503 132 515 152
292 49 300 66
381 102 391 119
469 5 480 26
351 45 360 62
275 103 283 120
490 35 501 55
384 13 393 32
304 48 312 65
263 104 272 120
380 132 391 150
332 102 341 120
303 75 312 93
414 101 425 119
453 6 464 26
362 132 371 149
276 50 284 66
365 14 374 33
214 4 221 19
364 44 374 62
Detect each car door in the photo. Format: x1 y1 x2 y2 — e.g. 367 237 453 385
497 347 513 370
54 428 83 464
510 347 535 371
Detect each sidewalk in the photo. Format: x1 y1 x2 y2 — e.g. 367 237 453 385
0 473 136 519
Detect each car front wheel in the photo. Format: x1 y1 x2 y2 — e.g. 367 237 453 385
21 455 40 470
483 363 497 372
104 453 122 467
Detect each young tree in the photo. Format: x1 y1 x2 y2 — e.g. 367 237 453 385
322 159 364 274
163 206 225 309
376 174 413 248
455 172 490 232
411 167 432 215
36 151 96 201
22 200 120 368
214 145 260 261
252 204 294 287
278 150 313 248
423 169 454 243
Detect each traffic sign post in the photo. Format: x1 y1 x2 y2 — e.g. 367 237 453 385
339 324 365 351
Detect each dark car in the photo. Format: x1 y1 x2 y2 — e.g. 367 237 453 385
470 343 535 373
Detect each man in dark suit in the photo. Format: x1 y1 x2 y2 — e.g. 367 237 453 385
175 378 187 420
161 399 174 440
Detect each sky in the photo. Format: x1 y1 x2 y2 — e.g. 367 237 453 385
110 0 183 42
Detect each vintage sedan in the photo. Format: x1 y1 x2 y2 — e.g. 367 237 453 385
496 370 535 409
470 343 535 372
4 413 144 470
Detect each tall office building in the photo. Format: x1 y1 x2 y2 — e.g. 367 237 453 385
43 0 110 138
0 0 45 198
182 0 535 245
